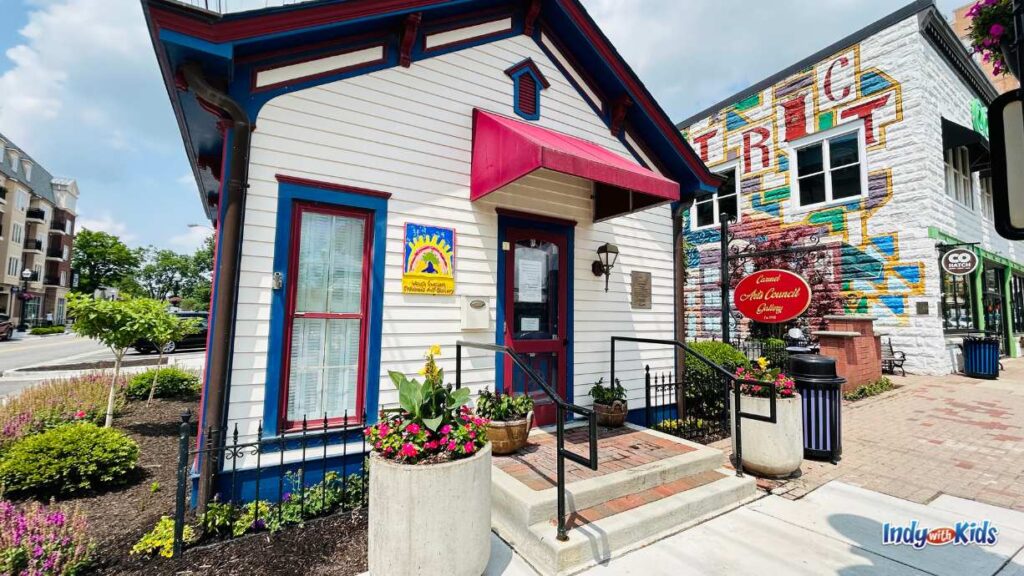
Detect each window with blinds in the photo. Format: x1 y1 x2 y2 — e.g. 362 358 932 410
284 205 370 428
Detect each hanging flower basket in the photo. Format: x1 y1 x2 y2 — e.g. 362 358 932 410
365 346 492 576
729 359 803 478
966 0 1017 79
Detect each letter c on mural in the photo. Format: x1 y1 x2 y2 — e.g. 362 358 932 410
824 56 851 102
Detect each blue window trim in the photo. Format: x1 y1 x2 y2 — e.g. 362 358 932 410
262 179 389 438
509 67 544 121
494 213 574 407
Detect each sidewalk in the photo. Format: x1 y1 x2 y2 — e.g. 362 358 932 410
769 359 1024 511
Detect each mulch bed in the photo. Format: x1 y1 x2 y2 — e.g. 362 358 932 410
40 397 369 575
18 357 168 372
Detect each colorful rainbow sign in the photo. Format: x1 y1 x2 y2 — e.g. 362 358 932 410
402 223 455 295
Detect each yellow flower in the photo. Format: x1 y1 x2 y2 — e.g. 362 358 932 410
418 367 427 376
757 357 769 370
429 344 442 357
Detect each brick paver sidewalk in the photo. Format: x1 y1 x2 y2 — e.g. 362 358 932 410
760 358 1024 510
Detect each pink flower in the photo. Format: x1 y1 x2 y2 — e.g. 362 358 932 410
424 441 439 450
384 446 394 455
74 410 86 420
378 424 389 436
447 440 457 451
439 424 452 435
363 427 372 436
469 431 476 439
400 443 418 458
464 441 475 454
406 423 420 435
991 23 1006 37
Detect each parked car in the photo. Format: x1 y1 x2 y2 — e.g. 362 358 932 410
0 315 13 341
133 311 208 354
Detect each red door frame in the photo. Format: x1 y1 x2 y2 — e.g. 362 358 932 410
502 226 569 427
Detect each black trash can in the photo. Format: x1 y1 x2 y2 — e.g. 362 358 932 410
962 336 1000 379
789 354 846 463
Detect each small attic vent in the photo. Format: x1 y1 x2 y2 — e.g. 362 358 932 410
505 58 549 121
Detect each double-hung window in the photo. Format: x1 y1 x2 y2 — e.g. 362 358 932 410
945 147 974 209
283 203 371 429
980 176 994 221
793 128 865 208
692 167 739 229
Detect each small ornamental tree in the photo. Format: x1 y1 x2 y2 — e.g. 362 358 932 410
134 301 200 405
67 294 153 427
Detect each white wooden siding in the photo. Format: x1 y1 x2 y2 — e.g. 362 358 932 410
228 35 677 440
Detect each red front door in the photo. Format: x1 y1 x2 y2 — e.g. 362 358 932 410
503 227 568 427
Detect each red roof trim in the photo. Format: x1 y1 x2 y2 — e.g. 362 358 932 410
555 0 719 188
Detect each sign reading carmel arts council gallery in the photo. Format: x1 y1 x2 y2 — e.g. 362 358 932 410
402 223 455 295
733 269 812 324
940 247 978 276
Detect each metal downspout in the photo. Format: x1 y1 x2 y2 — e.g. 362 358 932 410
179 62 250 510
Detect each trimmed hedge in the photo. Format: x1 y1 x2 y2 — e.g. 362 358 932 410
683 341 750 420
125 367 201 400
29 326 65 336
0 423 139 497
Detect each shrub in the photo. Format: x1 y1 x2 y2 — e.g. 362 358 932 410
684 341 750 420
588 378 626 405
843 376 896 402
0 423 139 497
476 390 533 421
0 500 93 575
131 516 194 558
0 373 124 450
125 368 201 400
29 326 65 336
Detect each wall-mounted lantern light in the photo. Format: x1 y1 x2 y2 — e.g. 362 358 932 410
591 243 619 292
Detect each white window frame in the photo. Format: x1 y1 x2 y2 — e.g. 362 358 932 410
980 175 994 221
789 122 869 210
691 162 741 230
11 222 22 245
6 257 19 278
945 147 975 210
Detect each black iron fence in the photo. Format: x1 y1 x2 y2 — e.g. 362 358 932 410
643 365 730 445
733 339 790 368
172 410 370 557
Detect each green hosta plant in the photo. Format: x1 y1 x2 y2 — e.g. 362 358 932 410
382 345 471 433
475 390 534 422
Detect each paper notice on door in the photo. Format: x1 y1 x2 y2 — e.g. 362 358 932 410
521 317 540 332
517 257 544 303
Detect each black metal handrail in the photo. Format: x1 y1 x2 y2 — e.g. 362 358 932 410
610 336 779 477
455 340 597 542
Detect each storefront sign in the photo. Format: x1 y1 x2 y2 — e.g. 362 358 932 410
941 248 978 276
402 223 455 295
733 269 812 324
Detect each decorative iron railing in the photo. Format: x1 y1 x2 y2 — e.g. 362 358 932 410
455 340 597 542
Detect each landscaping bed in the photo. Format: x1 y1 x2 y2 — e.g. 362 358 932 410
17 356 168 372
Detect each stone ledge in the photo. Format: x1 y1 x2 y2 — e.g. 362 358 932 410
813 330 862 338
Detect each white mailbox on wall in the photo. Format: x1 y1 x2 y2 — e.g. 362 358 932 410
461 296 490 331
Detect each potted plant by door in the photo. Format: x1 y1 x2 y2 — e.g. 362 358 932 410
729 357 802 478
476 390 534 455
365 346 491 576
589 378 628 428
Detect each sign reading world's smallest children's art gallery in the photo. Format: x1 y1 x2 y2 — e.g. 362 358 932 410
733 269 812 324
402 223 456 296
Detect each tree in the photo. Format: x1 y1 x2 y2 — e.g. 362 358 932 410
137 247 201 300
68 294 154 427
184 234 214 310
135 302 200 405
72 230 142 295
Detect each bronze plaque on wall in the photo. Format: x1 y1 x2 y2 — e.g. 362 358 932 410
631 271 652 309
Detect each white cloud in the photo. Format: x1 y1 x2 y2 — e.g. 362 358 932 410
169 224 213 252
77 212 136 243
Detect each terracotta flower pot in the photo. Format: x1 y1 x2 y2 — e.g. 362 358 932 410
729 394 802 478
593 400 628 428
488 411 533 455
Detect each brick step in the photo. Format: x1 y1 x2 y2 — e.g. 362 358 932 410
495 468 758 576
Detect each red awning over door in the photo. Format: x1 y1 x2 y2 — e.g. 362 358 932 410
470 109 680 221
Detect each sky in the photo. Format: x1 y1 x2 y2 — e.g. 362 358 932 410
0 0 967 252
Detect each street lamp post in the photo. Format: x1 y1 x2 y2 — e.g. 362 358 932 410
16 268 32 332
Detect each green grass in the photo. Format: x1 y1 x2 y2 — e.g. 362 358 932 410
843 376 897 402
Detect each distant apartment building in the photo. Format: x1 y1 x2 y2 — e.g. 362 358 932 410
0 133 78 327
951 1 1019 94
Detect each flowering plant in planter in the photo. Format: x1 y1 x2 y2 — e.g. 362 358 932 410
364 346 489 464
966 0 1015 76
735 357 796 399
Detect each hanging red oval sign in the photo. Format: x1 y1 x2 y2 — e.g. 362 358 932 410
733 269 812 324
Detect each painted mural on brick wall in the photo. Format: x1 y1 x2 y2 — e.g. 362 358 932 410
682 45 925 338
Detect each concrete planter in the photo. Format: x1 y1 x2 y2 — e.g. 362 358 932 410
488 411 533 455
368 443 492 576
593 400 628 427
729 394 802 478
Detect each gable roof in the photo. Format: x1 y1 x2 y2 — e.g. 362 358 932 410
676 0 998 129
142 0 721 218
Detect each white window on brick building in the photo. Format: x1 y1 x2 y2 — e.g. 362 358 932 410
980 176 994 221
791 126 866 208
945 146 974 209
692 165 739 229
10 222 22 245
6 257 19 278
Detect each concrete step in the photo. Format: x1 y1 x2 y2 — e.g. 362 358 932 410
492 424 726 528
494 468 758 576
